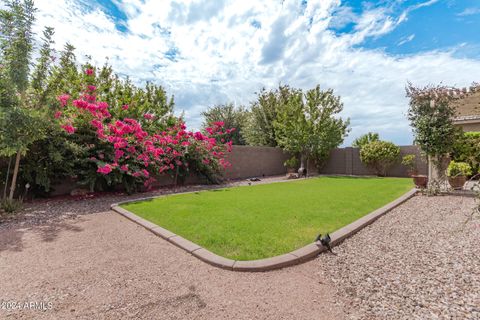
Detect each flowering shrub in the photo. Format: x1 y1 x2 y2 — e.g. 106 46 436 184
53 70 232 193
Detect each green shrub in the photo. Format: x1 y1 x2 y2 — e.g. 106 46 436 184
451 132 480 174
446 161 472 177
352 132 379 149
360 141 400 176
283 156 299 169
401 154 417 175
0 198 23 214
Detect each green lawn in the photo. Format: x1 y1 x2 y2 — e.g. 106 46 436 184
122 177 412 260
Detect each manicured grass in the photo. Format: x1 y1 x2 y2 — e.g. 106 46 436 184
122 177 412 260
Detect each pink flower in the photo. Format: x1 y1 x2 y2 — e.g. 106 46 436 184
61 124 75 134
85 69 94 76
115 149 125 159
194 131 204 140
213 121 224 127
122 104 129 110
90 119 103 129
54 111 62 119
120 165 129 172
97 164 112 175
142 169 149 177
57 94 70 107
143 113 154 120
87 85 96 92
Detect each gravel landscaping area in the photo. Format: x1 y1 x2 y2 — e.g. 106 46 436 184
0 208 344 320
1 186 479 319
319 195 480 319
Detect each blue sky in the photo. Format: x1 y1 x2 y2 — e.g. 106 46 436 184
33 0 480 145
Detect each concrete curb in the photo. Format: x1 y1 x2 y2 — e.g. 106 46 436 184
111 188 418 272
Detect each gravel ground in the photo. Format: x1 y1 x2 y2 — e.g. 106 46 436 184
0 209 344 320
1 185 479 319
318 195 480 319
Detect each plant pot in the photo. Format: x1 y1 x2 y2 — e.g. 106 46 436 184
412 175 428 188
448 176 467 190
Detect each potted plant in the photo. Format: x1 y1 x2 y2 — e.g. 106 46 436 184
284 156 299 174
447 161 472 190
401 154 428 188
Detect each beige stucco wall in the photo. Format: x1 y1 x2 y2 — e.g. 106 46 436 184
456 122 480 132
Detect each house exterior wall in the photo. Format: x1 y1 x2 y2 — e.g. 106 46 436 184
456 122 480 132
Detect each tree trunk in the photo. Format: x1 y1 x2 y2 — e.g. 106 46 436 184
306 155 309 177
3 156 12 199
300 153 305 170
8 151 21 200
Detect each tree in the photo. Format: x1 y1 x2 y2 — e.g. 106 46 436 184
352 132 379 149
201 103 248 145
0 0 48 200
359 140 400 176
244 85 296 146
405 82 479 182
30 26 55 107
274 85 350 171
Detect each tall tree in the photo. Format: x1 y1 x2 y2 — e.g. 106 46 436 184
201 103 248 145
0 0 47 200
405 82 475 182
244 85 296 147
274 85 350 170
30 26 55 107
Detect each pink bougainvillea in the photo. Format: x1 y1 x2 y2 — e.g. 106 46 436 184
57 94 70 107
61 124 76 134
53 81 233 187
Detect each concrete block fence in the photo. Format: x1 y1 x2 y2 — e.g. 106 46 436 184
313 145 427 177
1 145 427 196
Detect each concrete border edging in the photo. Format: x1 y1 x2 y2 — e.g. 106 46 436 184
111 188 418 272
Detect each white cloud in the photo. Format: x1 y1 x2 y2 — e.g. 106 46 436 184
457 7 480 16
32 0 480 146
397 34 415 46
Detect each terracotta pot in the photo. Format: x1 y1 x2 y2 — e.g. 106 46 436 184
412 175 428 188
448 176 467 190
